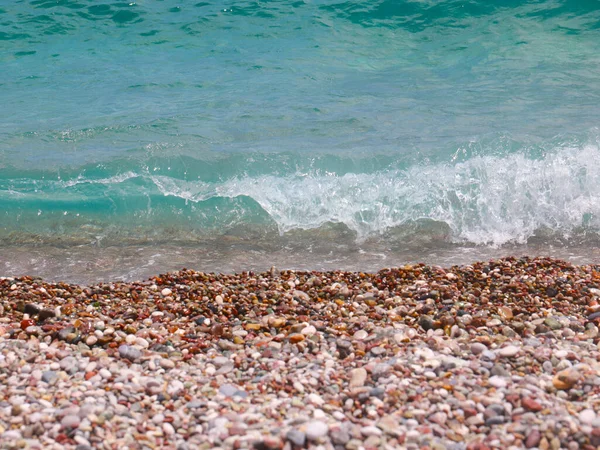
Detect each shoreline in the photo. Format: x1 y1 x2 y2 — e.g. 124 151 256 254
1 256 600 449
3 242 600 285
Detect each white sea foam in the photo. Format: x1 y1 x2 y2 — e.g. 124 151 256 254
147 142 600 246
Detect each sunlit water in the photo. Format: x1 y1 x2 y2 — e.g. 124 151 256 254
2 1 600 281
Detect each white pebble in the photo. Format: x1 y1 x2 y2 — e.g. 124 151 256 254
498 345 520 358
488 375 507 388
160 359 175 370
580 409 596 425
161 288 172 297
305 420 328 440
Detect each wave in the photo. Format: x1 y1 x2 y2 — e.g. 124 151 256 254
2 135 600 248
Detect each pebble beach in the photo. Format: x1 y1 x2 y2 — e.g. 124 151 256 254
1 256 600 450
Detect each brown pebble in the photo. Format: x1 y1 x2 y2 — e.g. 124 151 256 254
522 397 543 412
553 368 581 390
525 430 541 448
288 333 305 343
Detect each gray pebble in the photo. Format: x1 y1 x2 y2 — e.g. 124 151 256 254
118 345 142 361
286 429 306 447
41 370 58 384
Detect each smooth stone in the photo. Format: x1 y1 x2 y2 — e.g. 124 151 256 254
163 423 175 435
61 415 81 429
470 342 487 355
118 345 142 361
498 345 520 357
553 368 581 390
160 359 175 370
544 317 562 330
579 409 597 425
305 420 329 441
41 371 57 384
24 304 41 315
161 288 172 296
219 384 245 397
488 376 507 389
360 425 382 436
301 325 317 336
353 330 368 340
481 350 497 361
349 368 368 388
286 429 306 447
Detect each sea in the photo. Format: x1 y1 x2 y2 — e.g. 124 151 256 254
2 0 600 283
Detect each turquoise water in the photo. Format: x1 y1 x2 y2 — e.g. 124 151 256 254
2 0 600 280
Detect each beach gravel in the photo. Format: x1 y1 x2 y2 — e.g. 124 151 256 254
0 256 600 449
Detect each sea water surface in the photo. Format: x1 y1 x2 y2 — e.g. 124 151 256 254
2 0 600 282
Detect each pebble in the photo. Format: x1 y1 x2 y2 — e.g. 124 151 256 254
360 425 382 436
118 345 142 361
488 376 508 388
61 415 81 429
0 257 599 450
286 429 306 447
353 330 368 340
160 358 175 369
498 345 520 357
470 342 487 355
579 409 596 425
305 420 328 441
349 368 368 388
41 370 57 384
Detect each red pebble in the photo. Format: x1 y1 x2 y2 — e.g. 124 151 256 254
522 397 543 412
20 319 35 330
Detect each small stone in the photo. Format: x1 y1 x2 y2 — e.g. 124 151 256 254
488 376 507 389
336 339 353 358
61 415 80 429
526 429 541 448
377 416 401 437
305 420 328 441
349 368 368 388
470 342 487 355
160 359 175 370
544 317 562 330
360 425 382 436
498 306 513 320
353 330 368 340
38 309 56 321
219 384 240 397
289 333 305 343
522 397 543 412
301 324 317 336
24 304 41 315
498 345 520 358
163 423 175 435
41 371 58 383
579 409 596 425
418 315 434 331
85 335 97 346
553 368 581 390
161 288 172 297
286 429 306 447
118 345 142 361
428 412 447 426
